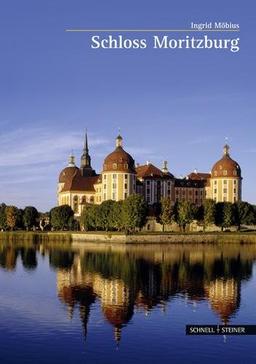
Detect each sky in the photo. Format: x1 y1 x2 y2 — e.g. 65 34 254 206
0 0 255 211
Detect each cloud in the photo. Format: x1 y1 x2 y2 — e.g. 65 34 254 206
0 125 110 209
0 127 109 167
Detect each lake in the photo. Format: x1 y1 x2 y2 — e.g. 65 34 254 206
0 241 256 364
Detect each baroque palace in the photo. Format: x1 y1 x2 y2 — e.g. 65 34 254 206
58 133 242 216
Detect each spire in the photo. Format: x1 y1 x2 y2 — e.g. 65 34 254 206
84 129 89 154
81 130 91 169
114 326 122 348
80 130 96 177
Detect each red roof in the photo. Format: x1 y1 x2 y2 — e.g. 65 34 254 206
136 163 174 179
61 171 99 192
188 172 211 181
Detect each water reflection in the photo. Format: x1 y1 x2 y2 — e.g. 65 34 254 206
55 245 253 344
0 243 255 345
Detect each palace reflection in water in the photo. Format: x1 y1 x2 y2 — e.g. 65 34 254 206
0 243 254 346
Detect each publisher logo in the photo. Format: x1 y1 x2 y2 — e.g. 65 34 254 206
186 325 256 335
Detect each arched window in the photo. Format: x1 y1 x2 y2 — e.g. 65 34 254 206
73 195 78 213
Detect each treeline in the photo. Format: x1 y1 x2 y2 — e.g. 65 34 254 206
81 194 147 233
0 203 78 232
0 204 39 231
1 197 255 233
160 198 256 232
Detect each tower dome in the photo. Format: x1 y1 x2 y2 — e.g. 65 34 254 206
103 135 135 173
211 144 241 178
59 154 79 183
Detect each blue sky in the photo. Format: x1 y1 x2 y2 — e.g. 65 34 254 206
0 0 255 211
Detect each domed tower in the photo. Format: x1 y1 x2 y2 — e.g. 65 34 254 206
101 135 136 201
210 144 242 203
58 154 80 206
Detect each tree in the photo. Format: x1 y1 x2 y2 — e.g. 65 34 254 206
100 200 116 231
50 205 74 230
81 204 103 231
233 201 256 231
203 199 216 231
111 201 124 231
215 202 234 231
175 200 195 232
0 203 7 231
5 206 19 230
160 197 174 232
23 206 39 230
122 194 147 233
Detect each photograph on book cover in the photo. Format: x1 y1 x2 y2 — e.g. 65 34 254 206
0 1 256 363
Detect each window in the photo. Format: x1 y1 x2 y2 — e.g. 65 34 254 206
147 188 150 194
214 180 217 185
124 192 127 199
124 163 128 169
113 163 117 169
112 192 116 200
195 190 198 196
234 188 237 193
104 175 106 180
223 188 227 194
113 174 117 179
147 180 150 185
73 196 78 213
214 189 217 194
113 183 117 189
125 174 128 179
234 180 237 185
103 193 106 200
223 180 227 184
124 183 127 189
104 184 107 190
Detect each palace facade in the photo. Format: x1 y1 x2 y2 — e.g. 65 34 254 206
58 133 242 216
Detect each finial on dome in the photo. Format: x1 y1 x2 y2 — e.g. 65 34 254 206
162 160 168 173
223 144 230 156
68 151 75 167
116 133 123 148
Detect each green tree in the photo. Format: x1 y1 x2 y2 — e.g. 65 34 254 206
122 194 147 233
111 201 124 231
81 204 101 231
175 200 195 232
23 206 39 230
50 205 74 230
160 197 174 232
5 206 19 230
0 203 7 230
215 202 234 231
100 200 116 231
233 201 256 230
203 199 216 231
